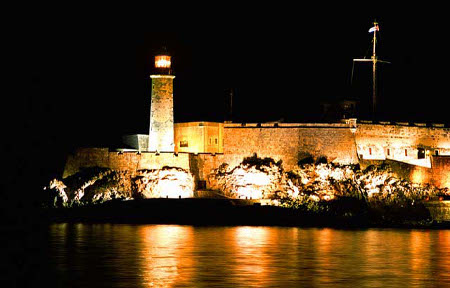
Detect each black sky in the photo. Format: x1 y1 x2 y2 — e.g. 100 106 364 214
31 11 449 145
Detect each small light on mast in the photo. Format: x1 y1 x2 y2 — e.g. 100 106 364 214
155 55 171 68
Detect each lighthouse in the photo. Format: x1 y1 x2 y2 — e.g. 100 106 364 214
148 54 175 153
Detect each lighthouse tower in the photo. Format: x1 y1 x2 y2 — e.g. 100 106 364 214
149 55 175 152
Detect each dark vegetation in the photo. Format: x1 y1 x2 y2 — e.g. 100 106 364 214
242 153 283 170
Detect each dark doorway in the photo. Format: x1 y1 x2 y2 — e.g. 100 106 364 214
418 148 425 159
197 180 206 190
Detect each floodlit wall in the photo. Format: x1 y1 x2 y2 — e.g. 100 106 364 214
431 156 450 188
222 123 359 170
174 122 223 154
122 134 149 151
188 154 226 188
149 75 175 152
364 157 450 189
63 148 189 178
356 123 450 167
63 122 449 189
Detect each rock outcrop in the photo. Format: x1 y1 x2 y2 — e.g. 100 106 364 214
132 167 194 199
208 155 298 200
208 154 448 205
44 166 194 207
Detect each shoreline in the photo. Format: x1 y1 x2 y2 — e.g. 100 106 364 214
41 198 450 229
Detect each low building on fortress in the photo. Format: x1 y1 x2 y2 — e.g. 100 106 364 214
62 55 450 190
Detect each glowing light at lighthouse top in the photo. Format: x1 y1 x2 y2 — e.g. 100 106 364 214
155 55 171 68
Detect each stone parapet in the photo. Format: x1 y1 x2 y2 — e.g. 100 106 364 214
63 148 189 178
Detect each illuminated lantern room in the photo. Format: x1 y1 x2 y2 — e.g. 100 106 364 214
154 55 172 74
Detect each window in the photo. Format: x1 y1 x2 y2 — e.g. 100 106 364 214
180 140 188 147
215 138 218 145
387 148 390 156
435 150 439 156
209 138 212 145
369 148 372 155
405 149 408 157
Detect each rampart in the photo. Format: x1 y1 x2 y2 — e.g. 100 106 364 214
222 123 359 170
360 156 450 189
430 156 450 188
356 123 450 163
63 148 190 178
62 123 449 189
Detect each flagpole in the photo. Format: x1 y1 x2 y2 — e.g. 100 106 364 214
353 21 390 121
373 22 377 57
372 21 378 120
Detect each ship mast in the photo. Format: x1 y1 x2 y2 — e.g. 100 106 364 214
372 21 377 119
353 21 390 120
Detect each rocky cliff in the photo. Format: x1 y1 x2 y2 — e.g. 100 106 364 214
44 166 194 207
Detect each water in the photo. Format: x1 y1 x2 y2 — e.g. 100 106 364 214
40 224 449 287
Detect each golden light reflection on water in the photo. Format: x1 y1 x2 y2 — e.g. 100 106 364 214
315 228 334 286
409 230 430 278
139 225 194 287
436 230 450 281
49 224 450 287
231 227 271 284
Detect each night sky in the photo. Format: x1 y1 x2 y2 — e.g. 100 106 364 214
7 8 450 202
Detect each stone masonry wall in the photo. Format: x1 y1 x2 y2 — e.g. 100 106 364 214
222 123 359 171
63 148 189 178
149 75 175 152
356 123 450 162
188 154 226 188
62 123 449 189
431 156 450 188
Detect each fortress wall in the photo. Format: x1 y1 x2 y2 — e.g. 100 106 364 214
62 124 449 189
188 154 226 187
63 148 110 178
356 124 450 161
222 124 359 170
356 123 449 188
366 157 450 189
62 148 190 178
383 159 434 186
431 156 450 188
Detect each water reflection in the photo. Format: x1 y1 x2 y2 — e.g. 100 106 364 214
139 225 194 287
436 230 450 283
230 227 272 286
48 224 450 287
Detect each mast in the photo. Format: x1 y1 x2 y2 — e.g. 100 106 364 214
372 21 377 119
353 21 390 120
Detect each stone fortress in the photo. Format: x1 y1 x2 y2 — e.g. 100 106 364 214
63 55 450 191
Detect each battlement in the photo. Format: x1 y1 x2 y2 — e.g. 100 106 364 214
63 148 190 178
224 122 352 128
358 119 448 128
